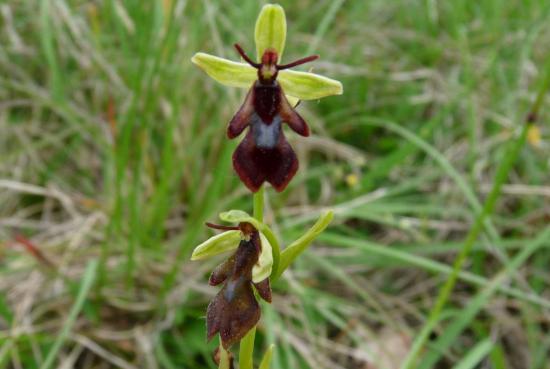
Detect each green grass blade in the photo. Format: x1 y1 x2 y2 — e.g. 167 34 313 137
39 260 98 369
418 227 550 368
401 109 533 369
319 232 550 308
355 117 499 242
452 339 493 369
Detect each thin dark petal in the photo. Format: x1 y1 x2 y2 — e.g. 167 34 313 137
253 278 272 303
209 255 236 286
276 55 319 70
206 292 223 342
279 90 309 137
228 87 255 139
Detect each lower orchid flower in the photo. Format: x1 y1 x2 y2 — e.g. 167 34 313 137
191 207 333 367
191 212 273 349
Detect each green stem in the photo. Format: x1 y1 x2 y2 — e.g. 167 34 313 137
238 185 265 369
253 185 265 221
401 60 550 369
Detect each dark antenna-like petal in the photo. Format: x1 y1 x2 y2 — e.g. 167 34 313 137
205 222 240 231
277 55 319 70
234 44 261 68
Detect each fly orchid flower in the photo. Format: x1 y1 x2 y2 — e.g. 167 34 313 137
192 4 343 192
191 208 334 354
191 211 274 349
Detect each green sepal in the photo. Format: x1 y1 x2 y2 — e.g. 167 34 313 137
252 232 273 283
190 230 240 260
275 210 334 279
219 210 263 230
191 52 256 89
255 4 286 62
279 70 343 100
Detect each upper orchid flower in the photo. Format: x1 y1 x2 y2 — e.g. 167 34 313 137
192 4 343 192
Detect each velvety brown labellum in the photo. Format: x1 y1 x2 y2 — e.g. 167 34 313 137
206 229 272 349
228 45 317 193
229 81 309 192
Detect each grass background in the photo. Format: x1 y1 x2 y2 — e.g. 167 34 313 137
1 0 550 368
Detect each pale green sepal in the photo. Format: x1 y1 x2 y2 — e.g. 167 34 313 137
262 227 280 281
219 210 263 230
255 4 286 62
259 344 275 369
191 230 240 260
191 52 256 89
275 210 334 278
279 70 343 100
252 232 274 283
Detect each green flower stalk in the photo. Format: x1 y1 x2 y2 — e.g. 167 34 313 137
190 4 341 368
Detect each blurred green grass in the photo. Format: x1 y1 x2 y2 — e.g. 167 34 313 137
1 0 550 368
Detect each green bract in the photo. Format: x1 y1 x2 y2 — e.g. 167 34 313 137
191 4 343 101
275 210 334 280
